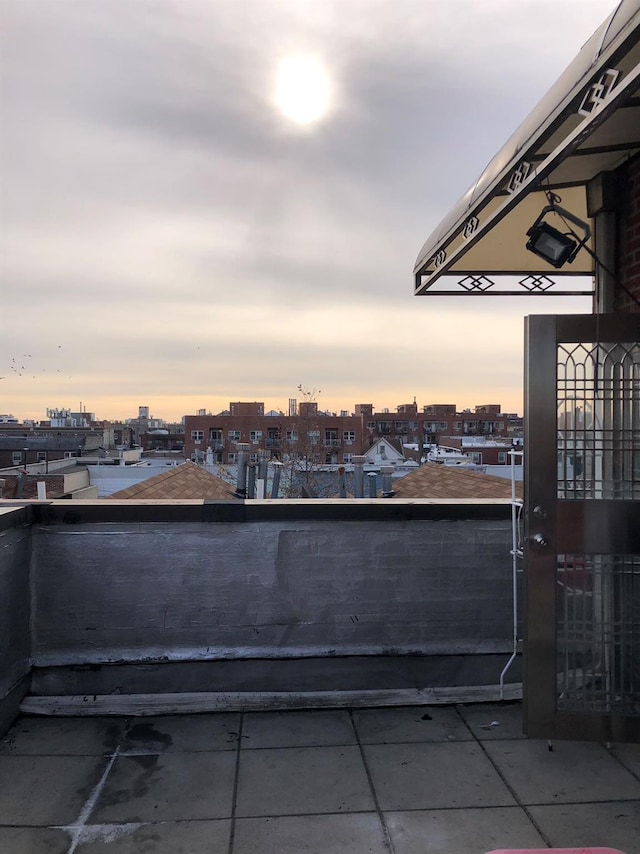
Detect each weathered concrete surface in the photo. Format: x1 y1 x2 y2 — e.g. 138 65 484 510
30 519 513 666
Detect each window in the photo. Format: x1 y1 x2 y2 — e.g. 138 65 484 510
209 429 223 443
249 430 262 442
497 422 505 432
286 430 298 443
498 452 507 464
228 452 237 463
228 430 241 442
454 421 462 431
324 429 338 446
470 452 482 464
343 430 355 444
191 430 204 442
366 421 376 430
343 453 353 463
64 451 78 459
307 430 320 444
439 422 448 431
12 452 22 465
249 453 258 463
37 451 47 461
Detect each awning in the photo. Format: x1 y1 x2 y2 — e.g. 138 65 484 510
414 0 640 296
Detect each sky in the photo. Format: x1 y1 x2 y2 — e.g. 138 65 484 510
0 0 618 423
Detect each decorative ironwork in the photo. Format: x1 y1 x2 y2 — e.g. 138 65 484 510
463 216 479 239
556 341 640 500
578 68 620 116
507 161 531 194
433 249 446 268
458 274 494 292
519 274 555 292
557 553 640 715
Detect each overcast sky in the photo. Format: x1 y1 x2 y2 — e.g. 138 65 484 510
0 0 617 422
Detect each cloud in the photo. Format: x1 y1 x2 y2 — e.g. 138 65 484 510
0 0 614 420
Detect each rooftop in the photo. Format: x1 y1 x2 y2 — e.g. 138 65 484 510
1 701 638 853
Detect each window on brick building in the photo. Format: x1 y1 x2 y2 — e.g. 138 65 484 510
228 453 237 463
498 452 507 464
228 430 241 442
191 430 204 442
12 452 22 465
286 430 298 443
249 430 262 442
343 431 355 444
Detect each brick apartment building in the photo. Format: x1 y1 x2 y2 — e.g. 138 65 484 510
359 402 522 448
184 402 365 466
184 399 523 465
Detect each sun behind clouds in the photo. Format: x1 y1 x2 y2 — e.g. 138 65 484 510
274 55 331 125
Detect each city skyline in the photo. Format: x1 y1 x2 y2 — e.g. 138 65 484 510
1 1 613 422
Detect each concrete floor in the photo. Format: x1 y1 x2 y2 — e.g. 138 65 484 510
0 702 639 853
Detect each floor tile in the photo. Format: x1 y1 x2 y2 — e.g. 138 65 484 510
0 716 126 755
242 709 356 749
120 713 240 753
0 754 107 825
385 806 545 854
91 752 236 822
233 813 388 854
456 702 527 740
75 819 231 853
235 745 374 817
364 741 515 811
0 826 71 854
483 738 640 805
353 705 471 744
529 800 640 851
608 742 640 779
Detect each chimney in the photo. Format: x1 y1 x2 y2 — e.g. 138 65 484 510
338 466 347 499
235 443 251 498
352 456 366 498
271 462 283 498
381 465 394 498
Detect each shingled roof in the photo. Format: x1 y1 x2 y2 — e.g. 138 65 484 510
109 461 237 500
391 462 521 500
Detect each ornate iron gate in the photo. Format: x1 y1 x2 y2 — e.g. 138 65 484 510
524 314 640 741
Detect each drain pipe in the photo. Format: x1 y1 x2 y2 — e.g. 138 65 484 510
381 465 394 497
352 456 366 498
235 443 251 498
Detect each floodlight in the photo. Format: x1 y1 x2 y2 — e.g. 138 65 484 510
525 204 590 268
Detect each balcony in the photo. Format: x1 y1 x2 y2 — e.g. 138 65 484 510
1 500 638 852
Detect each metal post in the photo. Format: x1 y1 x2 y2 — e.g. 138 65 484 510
367 472 377 498
338 466 347 498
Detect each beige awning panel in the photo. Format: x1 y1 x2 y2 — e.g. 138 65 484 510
414 0 640 296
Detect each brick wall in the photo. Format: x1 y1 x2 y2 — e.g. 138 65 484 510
0 475 65 499
615 153 640 313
